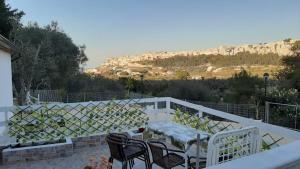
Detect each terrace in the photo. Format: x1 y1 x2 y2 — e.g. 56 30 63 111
0 97 300 169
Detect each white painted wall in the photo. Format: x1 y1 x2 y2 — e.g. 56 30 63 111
0 50 13 106
0 49 13 140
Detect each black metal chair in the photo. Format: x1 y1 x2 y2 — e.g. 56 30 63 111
147 140 186 169
106 133 151 169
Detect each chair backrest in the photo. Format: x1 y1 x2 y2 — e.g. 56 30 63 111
147 141 167 165
106 133 128 161
206 126 261 167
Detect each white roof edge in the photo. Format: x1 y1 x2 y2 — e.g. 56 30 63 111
0 34 15 53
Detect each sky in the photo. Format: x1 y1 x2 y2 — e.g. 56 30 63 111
7 0 300 68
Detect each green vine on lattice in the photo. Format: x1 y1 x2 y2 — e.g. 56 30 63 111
172 109 275 152
8 100 149 144
172 108 213 134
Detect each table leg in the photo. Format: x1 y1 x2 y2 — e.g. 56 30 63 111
196 134 200 169
185 152 188 169
185 143 188 169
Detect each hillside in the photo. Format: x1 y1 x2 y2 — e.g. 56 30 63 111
91 39 298 80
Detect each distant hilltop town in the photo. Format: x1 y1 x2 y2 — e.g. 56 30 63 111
87 39 298 79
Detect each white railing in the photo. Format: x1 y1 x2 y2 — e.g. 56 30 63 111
0 97 300 168
206 140 300 169
1 97 300 139
169 97 300 140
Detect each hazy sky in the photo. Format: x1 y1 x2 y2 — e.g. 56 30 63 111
8 0 300 68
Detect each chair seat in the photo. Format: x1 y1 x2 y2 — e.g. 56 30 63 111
124 145 146 158
157 153 185 168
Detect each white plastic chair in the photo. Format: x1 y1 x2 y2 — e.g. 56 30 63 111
206 126 261 167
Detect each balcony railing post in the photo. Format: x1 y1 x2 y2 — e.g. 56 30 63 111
198 110 203 118
196 133 200 169
295 106 298 129
0 108 10 137
154 101 158 109
226 104 229 113
166 98 171 110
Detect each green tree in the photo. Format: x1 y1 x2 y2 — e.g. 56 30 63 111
175 70 190 80
11 22 87 104
67 74 125 93
157 80 216 101
226 68 263 104
277 41 300 92
125 77 136 95
0 0 24 38
283 38 292 43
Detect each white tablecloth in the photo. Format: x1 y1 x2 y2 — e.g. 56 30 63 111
148 121 209 144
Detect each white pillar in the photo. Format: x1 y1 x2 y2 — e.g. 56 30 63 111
154 101 158 109
0 50 13 107
198 111 203 118
0 49 13 139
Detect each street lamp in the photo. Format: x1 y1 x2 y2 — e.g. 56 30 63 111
140 74 144 98
263 73 269 98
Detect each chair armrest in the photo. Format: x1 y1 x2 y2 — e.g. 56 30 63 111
107 137 144 149
126 142 146 149
165 148 185 154
128 138 148 149
127 138 149 150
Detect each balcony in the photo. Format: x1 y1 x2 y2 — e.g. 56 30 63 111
0 97 300 169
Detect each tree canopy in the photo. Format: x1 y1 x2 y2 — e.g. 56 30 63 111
175 70 190 80
226 69 263 103
277 41 300 91
0 0 24 38
11 22 88 103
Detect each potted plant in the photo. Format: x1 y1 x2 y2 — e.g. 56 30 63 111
84 155 112 169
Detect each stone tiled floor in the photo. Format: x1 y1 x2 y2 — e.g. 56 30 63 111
0 144 185 169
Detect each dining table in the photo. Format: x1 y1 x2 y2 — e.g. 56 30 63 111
147 121 210 169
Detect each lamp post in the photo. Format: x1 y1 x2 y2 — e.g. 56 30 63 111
263 73 269 98
140 74 144 98
263 73 270 123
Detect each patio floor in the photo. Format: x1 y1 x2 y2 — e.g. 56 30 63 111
0 144 185 169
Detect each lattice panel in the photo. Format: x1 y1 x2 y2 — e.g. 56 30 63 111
206 126 261 167
171 108 286 150
8 100 149 143
172 108 241 134
172 109 211 133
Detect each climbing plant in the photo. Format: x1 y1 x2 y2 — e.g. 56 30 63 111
8 100 149 143
172 108 213 133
